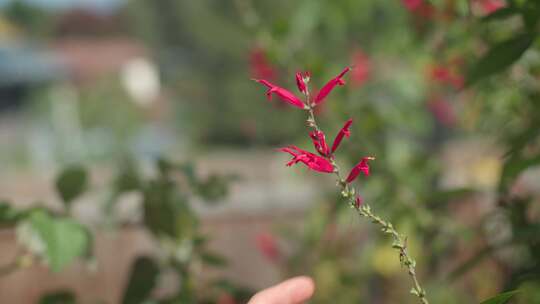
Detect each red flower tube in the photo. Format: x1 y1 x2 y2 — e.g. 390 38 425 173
314 67 351 105
280 146 334 173
295 71 310 95
255 79 306 109
331 119 353 153
355 195 363 208
346 156 375 183
310 130 330 156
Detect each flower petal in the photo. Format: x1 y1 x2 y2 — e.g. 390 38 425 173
331 119 353 153
345 156 375 183
310 130 330 156
295 71 310 94
314 67 350 105
279 145 334 173
255 79 306 109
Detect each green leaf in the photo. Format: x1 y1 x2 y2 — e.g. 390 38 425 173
0 202 23 226
39 290 76 304
499 154 540 193
23 210 91 272
200 251 228 267
480 290 519 304
196 174 229 203
55 165 88 206
481 7 519 22
122 256 159 304
467 32 536 85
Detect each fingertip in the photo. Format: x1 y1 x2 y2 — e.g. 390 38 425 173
248 276 315 304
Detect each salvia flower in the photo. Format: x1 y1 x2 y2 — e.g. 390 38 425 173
280 146 334 173
314 67 351 105
346 156 375 183
295 71 310 95
331 119 353 153
310 130 330 156
255 79 306 109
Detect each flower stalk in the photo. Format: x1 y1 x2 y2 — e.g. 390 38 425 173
305 91 429 304
255 67 429 303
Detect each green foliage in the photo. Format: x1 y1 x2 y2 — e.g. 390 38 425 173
39 291 76 304
122 257 160 304
467 33 536 85
480 290 519 304
20 210 91 272
55 165 88 207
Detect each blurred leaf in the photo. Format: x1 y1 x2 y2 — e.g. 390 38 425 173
467 32 535 85
426 188 476 208
39 290 76 304
196 175 229 203
481 7 519 22
480 290 519 304
55 165 88 206
24 210 91 272
122 256 159 304
498 154 540 193
0 202 23 226
143 179 179 237
115 163 141 193
178 162 197 185
200 251 228 267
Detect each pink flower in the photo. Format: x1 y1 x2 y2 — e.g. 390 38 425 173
346 156 375 183
255 79 306 109
478 0 505 14
280 146 334 173
255 232 280 262
331 119 353 153
350 50 370 87
310 130 330 156
314 67 351 105
249 47 277 81
355 195 363 208
296 71 310 95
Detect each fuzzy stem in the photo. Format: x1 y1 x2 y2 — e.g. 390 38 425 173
304 100 429 304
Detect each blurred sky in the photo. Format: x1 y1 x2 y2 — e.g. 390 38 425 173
0 0 123 11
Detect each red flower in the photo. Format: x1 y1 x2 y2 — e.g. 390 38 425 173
350 50 370 87
280 146 334 173
249 47 277 81
255 232 280 262
314 67 351 105
310 130 330 156
355 195 363 208
331 119 353 153
429 64 464 90
346 156 375 183
296 71 310 95
478 0 505 14
255 79 306 109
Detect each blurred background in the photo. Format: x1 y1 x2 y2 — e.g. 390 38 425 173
0 0 539 303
